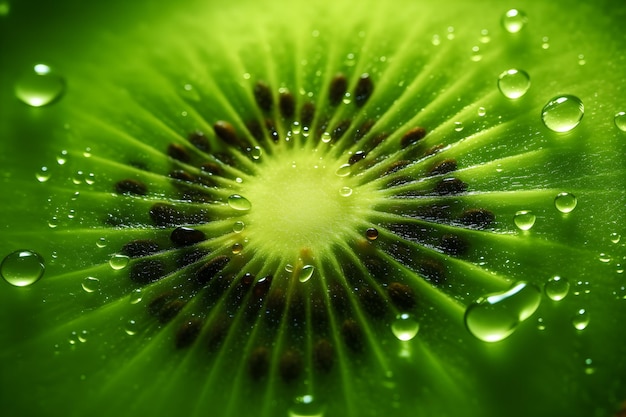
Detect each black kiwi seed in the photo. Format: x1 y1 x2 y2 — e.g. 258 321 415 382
329 73 348 106
175 318 203 349
313 339 334 373
279 349 304 382
432 177 467 195
300 102 316 127
428 159 457 176
459 208 495 229
167 143 191 163
387 282 416 310
188 130 210 152
115 179 148 196
249 347 271 380
253 80 273 112
193 255 230 286
170 226 206 246
129 259 166 285
121 239 160 257
341 319 365 353
353 73 374 107
279 90 296 119
349 150 367 164
213 121 241 148
400 127 427 149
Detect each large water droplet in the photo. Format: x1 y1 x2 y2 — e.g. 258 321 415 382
321 132 332 143
614 112 626 132
335 164 351 177
339 186 353 197
541 95 584 133
124 319 138 336
366 228 379 241
251 146 262 160
545 276 570 301
497 69 530 99
502 9 528 33
288 395 324 417
227 194 252 211
129 288 143 304
36 166 51 182
554 192 577 213
14 64 66 107
298 265 315 283
109 254 130 270
81 276 100 293
464 281 542 342
233 221 245 233
96 237 107 248
514 210 536 230
391 313 420 341
1 250 45 287
572 308 590 330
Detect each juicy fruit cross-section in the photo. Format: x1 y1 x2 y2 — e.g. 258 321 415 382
1 0 625 417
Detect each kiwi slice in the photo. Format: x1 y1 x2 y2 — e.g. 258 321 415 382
1 1 626 416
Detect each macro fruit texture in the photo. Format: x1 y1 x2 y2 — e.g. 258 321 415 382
1 0 625 416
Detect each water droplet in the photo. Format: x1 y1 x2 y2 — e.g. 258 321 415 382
285 264 294 273
536 317 546 331
232 243 243 254
1 250 45 287
36 166 51 182
609 232 621 244
14 64 66 107
573 280 591 296
292 121 301 135
251 146 262 160
614 112 626 132
81 276 100 293
339 186 353 197
598 253 611 263
84 173 95 185
366 228 379 241
541 95 584 133
67 209 76 219
464 281 541 342
335 164 351 177
96 237 107 248
391 313 419 341
545 276 570 301
541 36 550 50
477 106 487 117
497 69 531 99
72 171 84 185
297 265 315 283
227 194 252 211
431 34 441 46
48 216 58 228
479 29 491 43
502 9 528 33
109 254 130 270
554 192 577 213
584 358 595 375
233 221 245 233
454 121 464 132
288 394 324 417
129 288 143 304
572 308 590 330
470 46 482 62
321 132 332 143
577 54 586 66
446 26 455 40
68 331 78 345
514 210 536 231
124 319 138 336
56 150 68 165
77 330 88 343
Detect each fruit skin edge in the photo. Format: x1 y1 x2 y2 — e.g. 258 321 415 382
1 0 626 417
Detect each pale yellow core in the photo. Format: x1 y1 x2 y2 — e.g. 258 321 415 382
242 149 370 260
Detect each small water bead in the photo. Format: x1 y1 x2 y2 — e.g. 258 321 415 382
298 265 315 283
477 106 487 117
85 172 96 185
614 112 626 132
366 228 379 241
81 276 100 293
541 36 550 50
339 186 353 197
391 313 420 341
572 308 590 330
470 46 482 62
67 209 76 219
541 95 584 133
48 216 58 228
446 26 455 40
1 250 46 287
554 192 577 213
96 237 107 248
77 330 88 343
480 29 491 43
545 276 570 301
72 171 84 185
233 221 245 233
109 254 130 270
514 210 536 231
292 122 301 135
502 9 528 33
453 121 464 132
288 394 324 417
598 253 611 263
335 164 351 177
536 317 546 331
285 264 294 273
584 358 595 375
14 64 66 107
251 146 262 160
227 194 252 211
232 243 243 254
124 320 138 336
497 69 531 99
36 166 51 182
56 150 68 165
464 281 542 342
609 232 621 244
321 132 332 143
578 54 586 66
573 280 591 296
129 288 143 304
431 34 441 46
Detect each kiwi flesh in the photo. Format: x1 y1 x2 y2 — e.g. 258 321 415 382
1 1 626 417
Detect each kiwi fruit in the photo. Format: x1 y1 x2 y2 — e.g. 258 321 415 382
1 0 626 416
